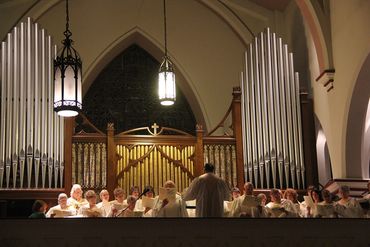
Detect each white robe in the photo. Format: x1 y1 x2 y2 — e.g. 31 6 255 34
230 195 261 217
96 201 111 217
78 204 103 217
153 195 188 217
183 172 230 217
46 205 76 218
335 198 363 218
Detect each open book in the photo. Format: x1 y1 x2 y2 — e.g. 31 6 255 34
142 196 156 208
159 187 176 202
52 209 75 218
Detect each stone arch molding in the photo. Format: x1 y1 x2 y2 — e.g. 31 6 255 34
346 53 370 179
82 27 207 132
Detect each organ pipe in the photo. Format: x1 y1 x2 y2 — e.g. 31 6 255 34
241 28 305 189
0 18 64 189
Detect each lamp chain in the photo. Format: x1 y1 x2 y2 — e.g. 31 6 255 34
65 0 70 32
163 0 167 58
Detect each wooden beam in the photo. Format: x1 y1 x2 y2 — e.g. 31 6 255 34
231 87 245 190
195 124 204 177
64 117 74 195
107 123 117 194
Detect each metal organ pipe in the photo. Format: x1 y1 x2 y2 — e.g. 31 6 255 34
0 18 64 189
241 28 305 189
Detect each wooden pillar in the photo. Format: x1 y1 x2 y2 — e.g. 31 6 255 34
106 123 117 194
232 87 245 190
194 124 204 177
64 117 74 194
300 92 318 187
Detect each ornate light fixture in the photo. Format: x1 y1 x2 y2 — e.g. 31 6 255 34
54 0 82 117
158 0 176 106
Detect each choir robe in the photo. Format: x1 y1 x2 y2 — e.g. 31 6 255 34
46 205 77 218
78 204 103 217
266 201 298 218
152 194 188 217
67 197 88 210
335 198 363 218
108 200 128 217
314 201 337 218
123 198 144 212
183 172 230 217
96 201 111 217
230 195 261 217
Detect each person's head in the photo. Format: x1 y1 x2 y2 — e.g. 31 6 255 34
144 185 155 198
283 188 298 203
231 187 241 199
307 185 315 196
321 189 332 203
113 188 126 203
204 163 215 173
99 189 109 202
70 184 83 201
85 190 97 206
257 193 267 206
310 189 321 203
164 180 176 189
243 182 254 196
58 193 68 208
126 196 136 210
130 186 141 198
339 185 350 199
270 189 281 203
32 200 47 213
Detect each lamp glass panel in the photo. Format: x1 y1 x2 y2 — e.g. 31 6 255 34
54 68 62 103
64 66 76 101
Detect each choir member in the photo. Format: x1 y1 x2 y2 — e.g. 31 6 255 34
97 189 111 217
314 189 337 218
108 187 127 217
78 190 103 217
67 184 88 210
266 189 296 217
335 185 363 218
230 182 261 217
283 188 301 216
153 180 188 217
46 193 76 218
29 200 47 219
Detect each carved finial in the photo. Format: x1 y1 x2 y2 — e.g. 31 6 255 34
107 123 114 131
196 124 203 131
151 123 159 135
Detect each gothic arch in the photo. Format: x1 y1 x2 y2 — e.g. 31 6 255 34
82 28 206 131
346 53 370 178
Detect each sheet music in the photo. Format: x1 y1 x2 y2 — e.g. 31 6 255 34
159 187 176 202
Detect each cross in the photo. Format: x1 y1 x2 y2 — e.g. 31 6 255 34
151 123 159 135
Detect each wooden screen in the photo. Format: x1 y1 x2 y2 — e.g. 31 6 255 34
114 126 196 196
116 144 195 196
72 142 107 189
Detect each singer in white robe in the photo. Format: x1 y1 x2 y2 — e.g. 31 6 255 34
183 163 230 217
334 185 363 218
230 182 263 218
96 189 111 217
46 193 77 218
67 184 88 210
108 187 128 217
152 181 188 217
78 190 103 217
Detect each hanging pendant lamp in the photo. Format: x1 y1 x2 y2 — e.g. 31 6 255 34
158 0 176 106
54 0 82 117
